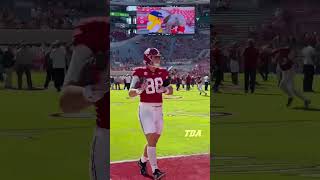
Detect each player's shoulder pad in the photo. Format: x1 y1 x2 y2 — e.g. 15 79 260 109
133 66 147 72
132 66 147 76
73 17 109 52
158 67 169 74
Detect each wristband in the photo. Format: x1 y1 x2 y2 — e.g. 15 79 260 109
163 86 171 94
136 88 144 95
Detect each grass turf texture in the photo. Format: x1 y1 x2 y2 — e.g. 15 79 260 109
212 73 320 179
0 72 96 180
110 85 210 162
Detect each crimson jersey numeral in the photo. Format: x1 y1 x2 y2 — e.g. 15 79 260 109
145 78 163 94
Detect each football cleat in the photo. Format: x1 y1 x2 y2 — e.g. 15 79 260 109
304 100 311 109
137 159 147 176
286 97 293 107
153 169 166 180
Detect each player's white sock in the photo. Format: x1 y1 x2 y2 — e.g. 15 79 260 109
147 146 158 173
141 155 148 163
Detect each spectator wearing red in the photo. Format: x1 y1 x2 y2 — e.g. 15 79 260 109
186 74 191 91
259 44 273 81
243 39 259 93
176 75 181 91
212 41 223 93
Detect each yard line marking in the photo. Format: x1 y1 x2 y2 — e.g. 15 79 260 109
110 153 210 164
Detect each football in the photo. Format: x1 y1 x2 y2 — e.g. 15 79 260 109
134 77 146 89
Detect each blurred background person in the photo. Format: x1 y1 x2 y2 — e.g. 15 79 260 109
243 39 259 93
110 76 115 90
43 43 53 89
212 41 224 93
15 43 33 90
124 74 131 90
65 43 73 70
186 74 191 91
259 44 273 81
50 40 66 92
176 74 181 91
3 46 15 89
0 48 4 83
115 76 121 90
204 74 209 91
229 42 240 85
181 75 186 90
302 41 316 92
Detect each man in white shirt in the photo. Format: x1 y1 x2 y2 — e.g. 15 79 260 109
114 76 121 90
302 43 316 92
50 40 66 92
124 74 131 90
203 75 209 91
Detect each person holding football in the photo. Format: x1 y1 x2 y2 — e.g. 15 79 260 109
129 48 173 180
59 17 109 180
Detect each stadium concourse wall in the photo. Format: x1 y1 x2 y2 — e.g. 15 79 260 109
0 29 72 44
110 0 209 6
111 70 133 76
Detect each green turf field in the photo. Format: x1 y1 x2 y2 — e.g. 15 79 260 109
0 72 96 180
6 71 319 179
213 73 320 180
110 85 210 162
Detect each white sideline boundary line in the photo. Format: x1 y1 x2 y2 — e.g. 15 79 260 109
110 152 210 164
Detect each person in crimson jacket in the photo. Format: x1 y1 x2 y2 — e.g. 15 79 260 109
186 74 191 91
243 39 259 93
176 75 181 91
212 41 224 93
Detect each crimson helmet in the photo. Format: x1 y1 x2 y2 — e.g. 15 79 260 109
143 48 161 67
73 17 109 53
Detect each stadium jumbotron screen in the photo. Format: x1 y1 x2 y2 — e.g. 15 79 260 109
136 6 195 35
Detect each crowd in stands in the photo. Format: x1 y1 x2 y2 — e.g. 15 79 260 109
111 30 130 42
111 49 139 71
111 32 210 72
171 34 209 60
0 1 98 29
215 0 231 11
139 36 171 60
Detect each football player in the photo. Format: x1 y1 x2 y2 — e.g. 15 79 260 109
129 48 173 180
197 76 207 96
273 47 311 108
59 17 109 180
